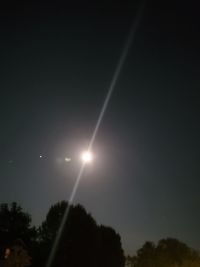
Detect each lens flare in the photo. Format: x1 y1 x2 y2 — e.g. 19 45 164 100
81 151 93 163
46 2 145 266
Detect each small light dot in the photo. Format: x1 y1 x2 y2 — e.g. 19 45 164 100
39 155 42 158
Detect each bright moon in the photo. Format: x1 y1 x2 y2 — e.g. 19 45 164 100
81 151 93 163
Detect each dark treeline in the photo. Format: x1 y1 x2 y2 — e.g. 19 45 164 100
0 202 199 267
126 239 200 267
0 202 124 267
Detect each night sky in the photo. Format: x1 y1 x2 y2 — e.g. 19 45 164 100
0 1 200 254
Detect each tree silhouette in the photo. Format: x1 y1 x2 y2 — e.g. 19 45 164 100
97 225 125 267
0 203 37 267
126 238 200 267
133 241 156 267
156 238 192 266
0 202 36 248
0 201 125 267
38 201 125 267
39 201 68 244
37 201 97 267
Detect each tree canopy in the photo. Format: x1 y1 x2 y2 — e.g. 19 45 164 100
0 202 36 247
2 201 199 267
126 238 200 267
0 201 125 267
0 202 36 266
38 201 125 267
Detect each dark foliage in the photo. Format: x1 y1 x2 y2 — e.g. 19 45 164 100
0 202 37 266
37 201 125 267
126 238 200 267
0 201 125 267
97 225 125 267
0 202 37 252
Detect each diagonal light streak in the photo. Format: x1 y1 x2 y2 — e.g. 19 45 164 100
88 1 145 151
46 162 86 267
46 2 145 267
